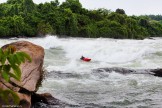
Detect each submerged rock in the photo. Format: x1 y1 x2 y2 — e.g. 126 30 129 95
149 69 162 77
93 67 162 77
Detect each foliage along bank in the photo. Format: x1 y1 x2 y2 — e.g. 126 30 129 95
0 0 162 39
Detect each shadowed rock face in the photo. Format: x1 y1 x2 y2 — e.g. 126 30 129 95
31 93 68 108
0 41 44 108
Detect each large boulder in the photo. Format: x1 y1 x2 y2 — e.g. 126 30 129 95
0 41 44 108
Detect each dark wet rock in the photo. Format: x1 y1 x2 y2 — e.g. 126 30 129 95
93 67 135 74
149 69 162 77
93 67 162 77
47 71 82 79
31 93 80 108
31 93 67 108
148 37 155 40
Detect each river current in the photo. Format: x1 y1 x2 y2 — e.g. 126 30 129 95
1 36 162 108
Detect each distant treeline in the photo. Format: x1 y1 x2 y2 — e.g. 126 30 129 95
0 0 162 39
143 15 162 21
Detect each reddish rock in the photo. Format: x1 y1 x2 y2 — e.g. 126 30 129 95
0 41 44 108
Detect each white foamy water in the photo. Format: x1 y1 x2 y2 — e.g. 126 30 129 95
1 36 162 107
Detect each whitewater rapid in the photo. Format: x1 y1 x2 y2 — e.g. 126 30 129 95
25 36 162 71
1 36 162 107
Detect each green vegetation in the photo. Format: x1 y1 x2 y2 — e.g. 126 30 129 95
144 15 162 21
0 46 31 104
0 0 162 39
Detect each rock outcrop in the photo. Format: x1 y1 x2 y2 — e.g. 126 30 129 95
0 41 44 108
31 93 67 108
93 67 162 77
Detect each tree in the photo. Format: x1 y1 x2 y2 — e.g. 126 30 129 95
160 20 162 24
0 26 10 37
139 18 149 27
87 10 104 21
79 23 98 38
6 15 26 36
22 0 36 15
115 8 126 14
97 8 111 18
108 12 127 25
60 0 82 13
50 0 60 7
7 0 22 4
68 14 78 36
1 0 162 38
37 21 54 36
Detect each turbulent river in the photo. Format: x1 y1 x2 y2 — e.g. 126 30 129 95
1 36 162 108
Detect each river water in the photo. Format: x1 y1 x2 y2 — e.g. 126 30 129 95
1 36 162 108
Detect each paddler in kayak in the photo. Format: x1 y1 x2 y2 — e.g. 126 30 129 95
80 56 91 62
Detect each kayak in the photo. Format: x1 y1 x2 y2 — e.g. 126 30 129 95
82 58 91 62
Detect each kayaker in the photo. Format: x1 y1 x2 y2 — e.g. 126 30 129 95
80 56 91 62
80 56 85 60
